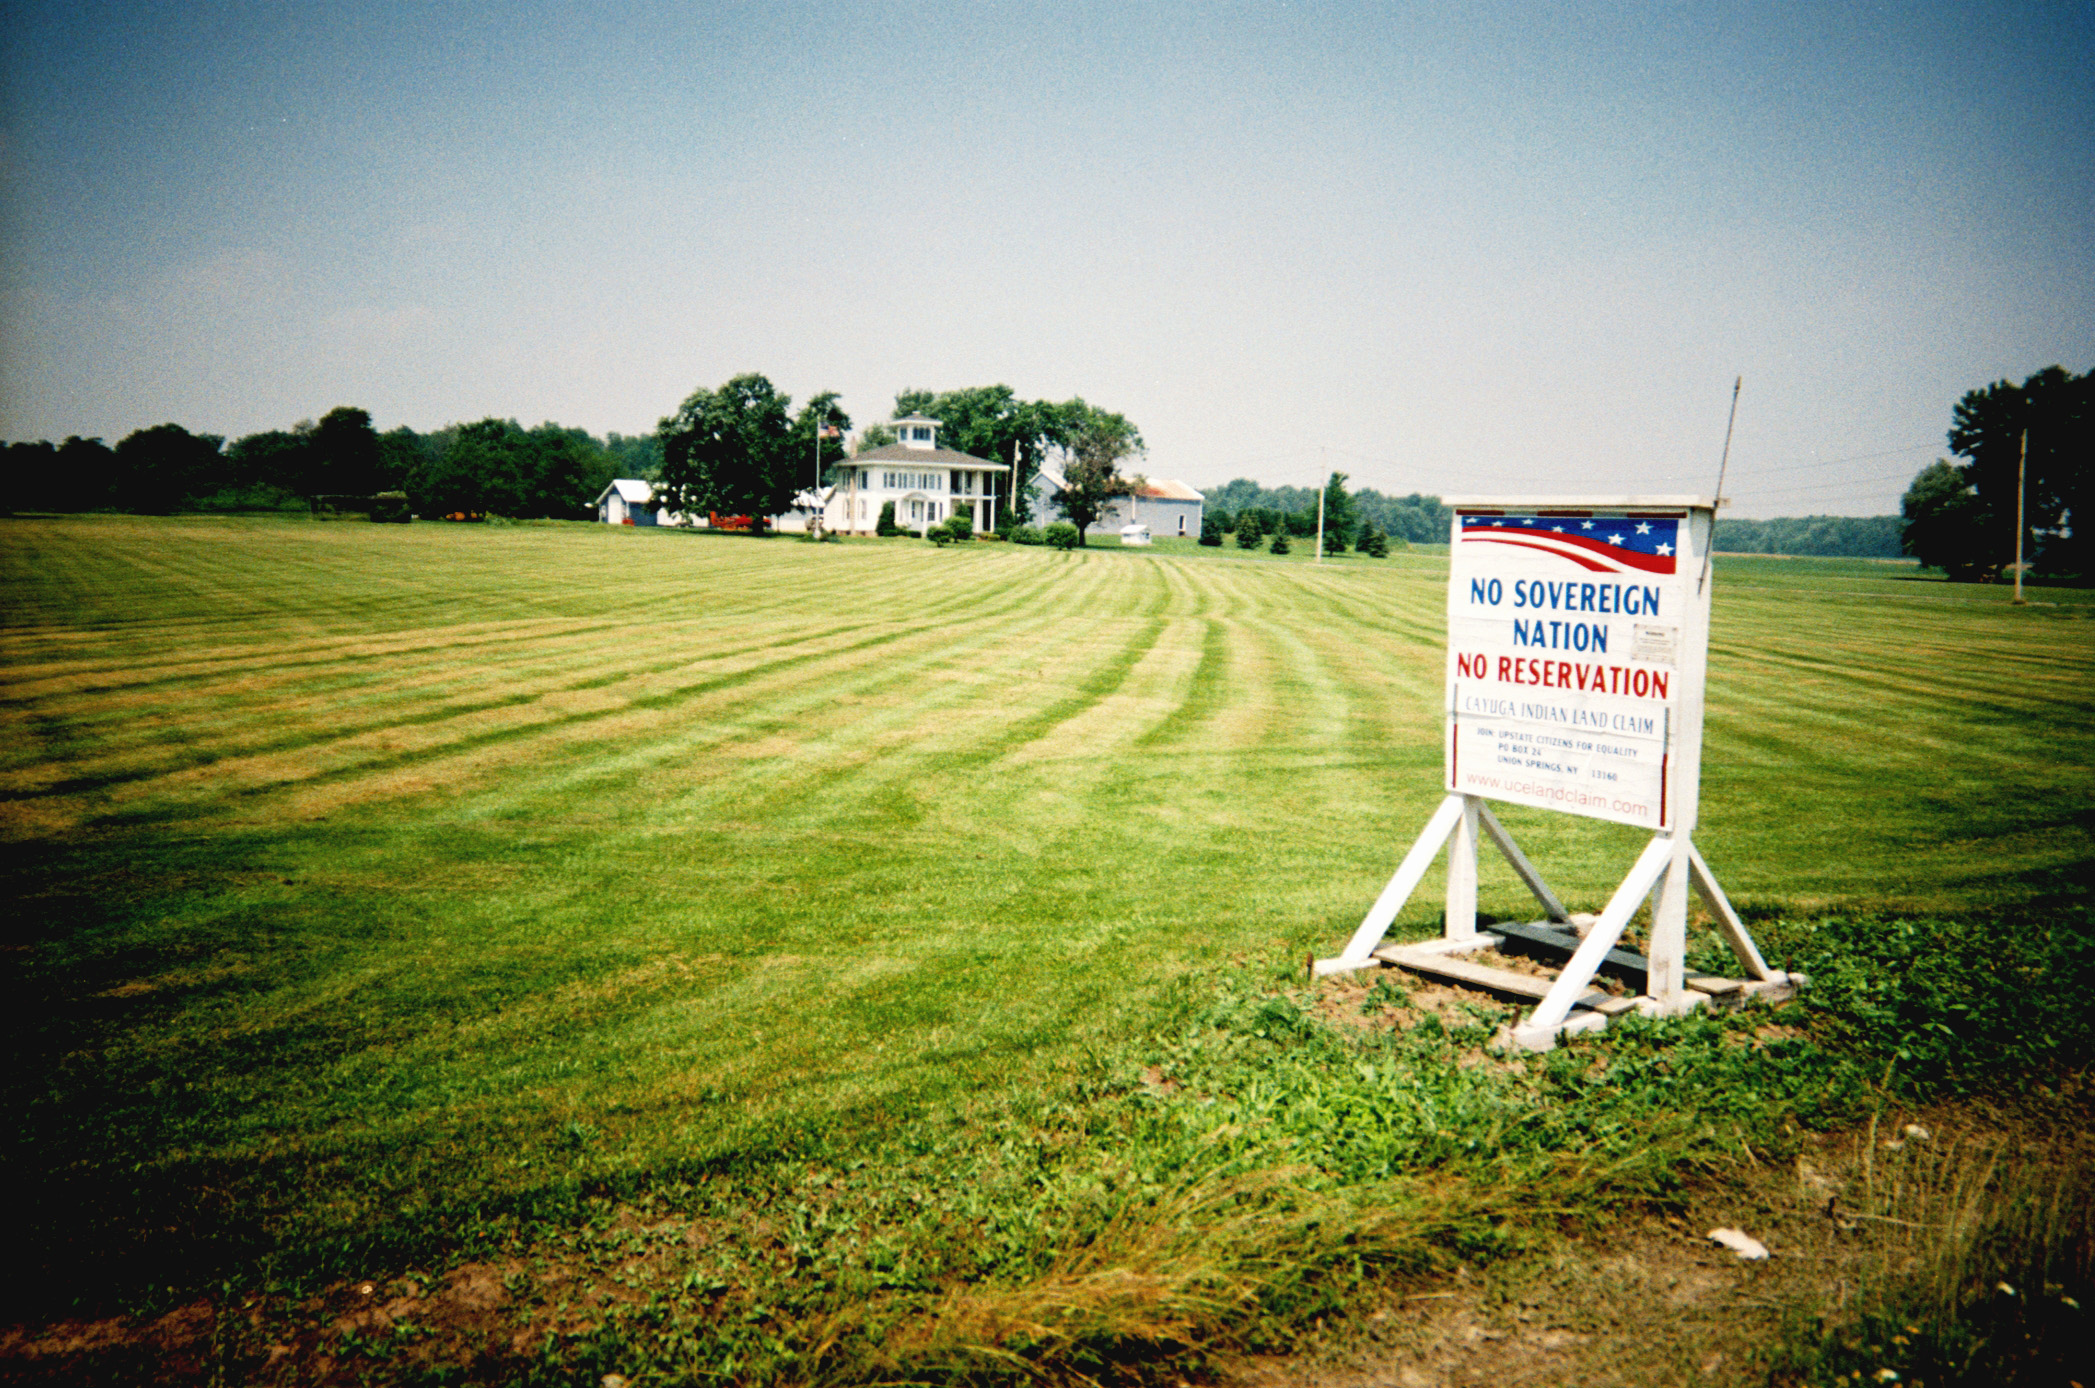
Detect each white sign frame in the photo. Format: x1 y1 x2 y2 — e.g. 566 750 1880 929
1314 495 1794 1050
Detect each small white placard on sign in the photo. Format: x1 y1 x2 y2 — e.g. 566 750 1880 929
1443 499 1714 832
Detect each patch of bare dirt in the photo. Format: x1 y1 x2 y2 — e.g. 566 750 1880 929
1218 1214 1793 1388
1308 969 1510 1035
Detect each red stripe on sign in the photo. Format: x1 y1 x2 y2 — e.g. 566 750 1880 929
1464 534 1623 573
1463 529 1678 574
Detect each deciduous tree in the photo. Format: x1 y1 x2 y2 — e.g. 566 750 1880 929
113 423 224 514
3 440 57 513
1901 366 2090 579
1900 459 1988 579
416 418 520 516
655 374 843 532
307 407 381 498
225 429 306 497
1051 404 1143 546
55 437 116 509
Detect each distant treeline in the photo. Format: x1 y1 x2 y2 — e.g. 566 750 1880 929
1711 515 1903 557
2 409 662 518
1202 478 1452 544
1201 479 1903 558
4 415 1911 558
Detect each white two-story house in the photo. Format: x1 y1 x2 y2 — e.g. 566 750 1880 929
823 415 1010 536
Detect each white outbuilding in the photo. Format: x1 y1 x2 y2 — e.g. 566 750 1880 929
1030 464 1205 540
595 478 657 526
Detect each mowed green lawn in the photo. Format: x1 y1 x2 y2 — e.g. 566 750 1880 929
3 515 2091 1319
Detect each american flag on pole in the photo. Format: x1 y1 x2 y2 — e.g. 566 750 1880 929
1459 513 1679 575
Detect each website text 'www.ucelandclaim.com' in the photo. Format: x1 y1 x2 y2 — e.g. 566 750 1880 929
1460 771 1649 820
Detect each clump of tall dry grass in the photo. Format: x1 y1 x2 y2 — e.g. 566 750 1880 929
796 1130 1692 1385
1776 1118 2093 1385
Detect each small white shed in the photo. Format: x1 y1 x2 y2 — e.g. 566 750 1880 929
596 478 656 526
1119 523 1152 546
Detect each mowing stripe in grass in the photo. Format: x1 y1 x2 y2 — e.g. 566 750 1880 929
2 517 2090 1340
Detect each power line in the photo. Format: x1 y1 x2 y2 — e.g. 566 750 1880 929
1715 441 1938 478
1728 467 1925 491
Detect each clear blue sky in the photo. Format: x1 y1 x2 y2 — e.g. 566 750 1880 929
4 2 2089 517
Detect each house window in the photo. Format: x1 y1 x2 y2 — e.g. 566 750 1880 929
1178 515 1187 535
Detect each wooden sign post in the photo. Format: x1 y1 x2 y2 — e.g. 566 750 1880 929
1314 495 1800 1050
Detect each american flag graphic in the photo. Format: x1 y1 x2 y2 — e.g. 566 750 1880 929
1459 514 1680 575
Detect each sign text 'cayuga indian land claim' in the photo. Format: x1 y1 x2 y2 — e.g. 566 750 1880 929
1444 502 1715 832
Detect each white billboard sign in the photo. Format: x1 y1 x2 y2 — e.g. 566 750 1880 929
1444 498 1714 834
1316 493 1796 1051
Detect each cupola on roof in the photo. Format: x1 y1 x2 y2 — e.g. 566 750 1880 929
893 414 940 450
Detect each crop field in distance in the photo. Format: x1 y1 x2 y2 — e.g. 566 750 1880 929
3 514 2091 1386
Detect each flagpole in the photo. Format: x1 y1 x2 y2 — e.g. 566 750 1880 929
1316 448 1326 563
2013 427 2027 605
1699 376 1741 595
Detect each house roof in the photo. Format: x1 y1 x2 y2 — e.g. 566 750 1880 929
1026 464 1202 502
597 478 653 504
850 443 1009 471
892 413 941 425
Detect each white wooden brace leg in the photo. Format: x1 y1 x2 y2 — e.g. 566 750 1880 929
1315 794 1466 975
1514 834 1675 1046
1445 796 1481 941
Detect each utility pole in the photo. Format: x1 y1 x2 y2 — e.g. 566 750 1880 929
2013 427 2028 605
811 413 823 540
